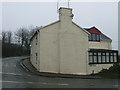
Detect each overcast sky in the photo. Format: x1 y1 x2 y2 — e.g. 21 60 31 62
1 1 118 50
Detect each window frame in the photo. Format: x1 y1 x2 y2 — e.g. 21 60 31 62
89 34 100 42
98 52 102 63
89 52 93 63
36 35 38 45
89 49 118 64
35 53 38 63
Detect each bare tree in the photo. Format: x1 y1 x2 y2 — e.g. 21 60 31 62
2 31 7 44
14 26 39 55
7 31 12 44
15 27 29 46
28 25 37 38
2 26 37 57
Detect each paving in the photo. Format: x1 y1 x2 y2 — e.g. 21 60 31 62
20 58 103 79
2 57 120 88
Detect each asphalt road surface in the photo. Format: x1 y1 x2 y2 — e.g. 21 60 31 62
1 56 120 88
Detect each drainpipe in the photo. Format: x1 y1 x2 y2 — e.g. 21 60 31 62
38 30 40 71
58 22 61 74
86 49 88 75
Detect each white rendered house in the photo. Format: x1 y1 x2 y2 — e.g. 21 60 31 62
30 7 118 75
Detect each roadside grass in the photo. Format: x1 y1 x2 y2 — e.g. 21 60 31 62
2 55 30 58
92 64 120 79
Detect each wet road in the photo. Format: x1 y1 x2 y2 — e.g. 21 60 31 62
1 57 120 88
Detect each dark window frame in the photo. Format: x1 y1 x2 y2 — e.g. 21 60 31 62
106 52 110 63
89 49 118 64
93 52 98 63
110 52 114 63
98 52 102 63
89 52 93 63
89 34 100 42
36 35 38 45
36 53 38 64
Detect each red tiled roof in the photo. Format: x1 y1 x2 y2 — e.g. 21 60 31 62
84 26 112 41
85 27 101 34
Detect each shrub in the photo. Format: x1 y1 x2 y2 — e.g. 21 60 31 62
98 64 120 78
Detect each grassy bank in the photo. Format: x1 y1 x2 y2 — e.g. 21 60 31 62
95 64 120 79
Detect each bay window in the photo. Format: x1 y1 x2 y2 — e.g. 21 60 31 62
114 53 117 62
98 53 102 63
89 49 118 64
89 52 93 63
106 53 109 62
93 53 97 63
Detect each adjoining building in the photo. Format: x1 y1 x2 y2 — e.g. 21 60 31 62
30 7 118 75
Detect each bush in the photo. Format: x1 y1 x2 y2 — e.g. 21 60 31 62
98 64 120 78
2 43 30 57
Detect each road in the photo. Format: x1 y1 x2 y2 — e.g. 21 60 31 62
1 56 120 88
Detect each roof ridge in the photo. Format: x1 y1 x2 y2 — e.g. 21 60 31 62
72 22 90 34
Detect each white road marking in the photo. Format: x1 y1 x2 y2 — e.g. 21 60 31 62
0 72 31 76
57 83 69 86
1 80 69 86
2 81 35 84
19 62 29 72
12 64 16 67
3 63 16 67
113 84 120 87
0 72 69 86
41 82 69 86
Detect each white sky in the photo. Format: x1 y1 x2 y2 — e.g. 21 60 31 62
1 1 119 50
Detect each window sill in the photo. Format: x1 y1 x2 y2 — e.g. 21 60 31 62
89 62 118 64
89 40 100 42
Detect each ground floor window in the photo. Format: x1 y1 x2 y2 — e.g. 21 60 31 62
36 53 37 64
89 49 118 64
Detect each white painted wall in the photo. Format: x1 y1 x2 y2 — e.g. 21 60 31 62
59 23 89 75
89 40 112 50
39 21 60 73
87 64 113 74
30 33 40 70
87 39 112 74
30 7 113 75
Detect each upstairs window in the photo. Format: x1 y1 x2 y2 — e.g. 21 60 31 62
36 35 38 45
89 34 100 41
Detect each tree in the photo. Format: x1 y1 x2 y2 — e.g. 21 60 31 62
15 27 29 46
2 26 38 57
7 31 12 44
1 25 37 57
2 31 7 44
15 27 33 55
